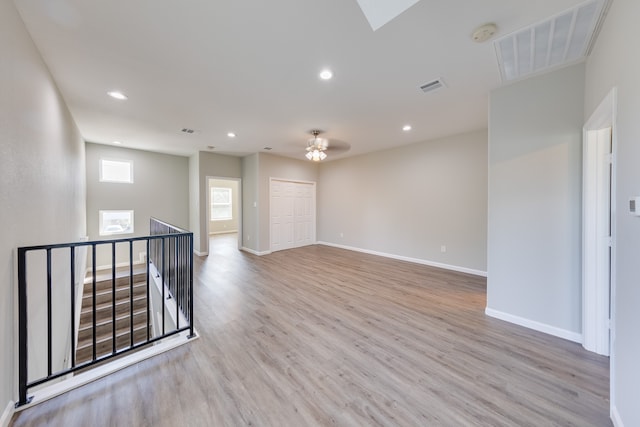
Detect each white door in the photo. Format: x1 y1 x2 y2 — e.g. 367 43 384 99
270 180 295 251
294 183 314 247
271 179 315 252
583 126 612 356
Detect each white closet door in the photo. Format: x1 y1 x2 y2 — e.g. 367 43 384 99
294 183 314 247
271 179 315 252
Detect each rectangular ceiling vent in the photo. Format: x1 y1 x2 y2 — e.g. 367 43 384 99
419 78 446 94
494 0 610 82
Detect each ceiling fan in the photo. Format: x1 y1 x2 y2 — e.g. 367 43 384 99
304 130 350 161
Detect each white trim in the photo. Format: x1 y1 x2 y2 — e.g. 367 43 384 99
99 158 134 184
611 404 624 427
582 126 612 356
209 230 238 236
205 176 243 254
583 87 617 414
317 241 487 277
485 307 582 343
240 247 271 256
14 331 197 412
0 401 14 427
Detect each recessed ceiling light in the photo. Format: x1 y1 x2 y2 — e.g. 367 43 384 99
112 140 123 145
227 132 236 138
107 91 128 100
319 69 333 80
402 125 412 132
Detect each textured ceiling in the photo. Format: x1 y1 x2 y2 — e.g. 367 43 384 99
14 0 590 161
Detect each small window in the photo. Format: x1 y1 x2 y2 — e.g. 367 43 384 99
99 210 134 236
100 159 133 183
211 187 232 221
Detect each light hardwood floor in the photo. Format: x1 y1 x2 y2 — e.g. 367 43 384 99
11 234 611 426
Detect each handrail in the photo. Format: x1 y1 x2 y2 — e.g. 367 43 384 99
16 219 194 407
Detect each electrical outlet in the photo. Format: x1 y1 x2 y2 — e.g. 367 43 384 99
441 245 447 253
340 232 344 238
247 235 250 241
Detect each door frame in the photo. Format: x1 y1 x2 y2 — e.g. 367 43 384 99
582 86 617 404
205 176 242 252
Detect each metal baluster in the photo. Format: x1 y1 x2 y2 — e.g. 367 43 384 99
146 239 150 341
189 233 195 338
70 246 76 368
17 248 31 406
161 237 166 336
129 240 134 347
92 244 97 360
112 242 116 354
46 248 52 377
175 236 180 330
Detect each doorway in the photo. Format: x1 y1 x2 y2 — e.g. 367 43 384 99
206 177 242 252
582 88 616 358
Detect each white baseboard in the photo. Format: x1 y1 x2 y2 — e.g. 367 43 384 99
194 250 208 257
317 241 487 277
611 405 624 427
240 247 272 256
485 307 582 343
0 400 14 427
14 331 197 412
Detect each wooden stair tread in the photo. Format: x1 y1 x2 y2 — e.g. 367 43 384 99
76 266 156 365
75 327 151 364
77 309 148 342
83 277 149 293
78 307 148 332
81 293 147 314
77 323 149 351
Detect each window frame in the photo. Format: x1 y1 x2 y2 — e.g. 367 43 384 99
210 187 233 221
99 210 135 236
99 158 134 184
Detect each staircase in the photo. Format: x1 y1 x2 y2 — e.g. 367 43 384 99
76 268 151 365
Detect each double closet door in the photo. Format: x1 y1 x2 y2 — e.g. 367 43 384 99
270 179 315 252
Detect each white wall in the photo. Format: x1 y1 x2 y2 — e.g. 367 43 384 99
241 154 259 252
584 0 640 424
209 179 239 234
85 143 189 267
0 0 86 410
257 153 319 253
487 63 585 338
318 130 487 273
189 154 200 253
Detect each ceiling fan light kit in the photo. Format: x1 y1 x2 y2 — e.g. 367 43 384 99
305 130 329 161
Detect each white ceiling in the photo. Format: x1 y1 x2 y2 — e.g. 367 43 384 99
13 0 588 160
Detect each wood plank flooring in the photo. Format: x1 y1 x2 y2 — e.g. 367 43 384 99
11 234 611 426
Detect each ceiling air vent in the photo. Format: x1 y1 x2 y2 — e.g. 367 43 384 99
494 0 609 82
419 78 446 94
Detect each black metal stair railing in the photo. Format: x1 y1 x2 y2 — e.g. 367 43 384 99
16 218 194 407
